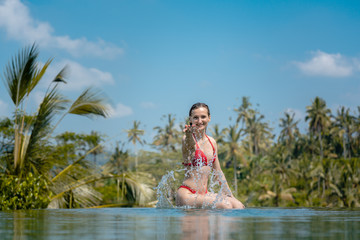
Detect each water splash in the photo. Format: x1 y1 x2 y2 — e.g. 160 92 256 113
155 166 234 209
155 170 176 208
155 135 234 209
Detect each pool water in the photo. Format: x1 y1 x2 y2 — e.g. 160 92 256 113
1 208 359 239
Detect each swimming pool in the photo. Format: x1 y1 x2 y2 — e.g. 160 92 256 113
1 207 359 239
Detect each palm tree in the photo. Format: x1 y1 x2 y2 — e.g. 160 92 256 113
353 106 360 157
83 131 104 165
305 97 331 160
152 114 179 152
102 142 154 205
332 106 354 159
234 98 273 156
126 120 145 170
0 44 113 209
234 96 252 126
210 123 226 145
223 124 243 196
104 141 129 173
279 112 300 156
244 113 273 156
2 44 110 177
103 141 128 201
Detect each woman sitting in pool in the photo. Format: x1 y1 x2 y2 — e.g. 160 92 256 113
176 103 245 209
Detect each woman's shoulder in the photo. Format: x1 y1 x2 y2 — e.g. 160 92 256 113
207 135 217 146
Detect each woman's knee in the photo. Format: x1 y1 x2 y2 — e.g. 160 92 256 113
230 198 245 209
235 202 245 209
216 201 232 209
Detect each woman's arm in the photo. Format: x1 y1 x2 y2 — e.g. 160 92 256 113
212 139 234 197
182 124 195 163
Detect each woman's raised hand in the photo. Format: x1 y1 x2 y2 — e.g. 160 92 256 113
183 123 194 135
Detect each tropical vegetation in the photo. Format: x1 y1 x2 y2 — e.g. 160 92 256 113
0 45 155 210
1 45 359 210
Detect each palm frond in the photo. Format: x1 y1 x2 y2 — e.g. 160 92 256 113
24 86 68 171
48 183 103 209
86 203 129 208
51 143 103 183
68 87 110 118
48 171 155 208
30 58 53 93
52 65 68 84
3 43 39 106
117 172 155 205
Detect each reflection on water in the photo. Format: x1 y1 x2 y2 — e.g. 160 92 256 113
1 208 360 240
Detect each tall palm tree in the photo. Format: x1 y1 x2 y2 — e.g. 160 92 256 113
101 143 155 206
104 141 129 174
152 114 179 152
332 106 354 159
244 113 272 156
353 106 360 157
83 131 104 165
126 120 144 170
234 98 273 156
305 97 331 160
279 112 300 156
2 44 110 177
210 123 226 146
234 97 252 125
223 124 243 196
0 44 113 209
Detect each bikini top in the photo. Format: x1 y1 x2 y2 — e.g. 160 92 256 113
183 134 216 167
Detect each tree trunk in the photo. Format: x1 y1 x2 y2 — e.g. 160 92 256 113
117 178 120 202
233 155 238 197
347 128 351 159
318 127 323 160
253 136 258 156
134 143 138 171
343 135 346 159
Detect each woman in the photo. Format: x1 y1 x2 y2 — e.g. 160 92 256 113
176 103 245 209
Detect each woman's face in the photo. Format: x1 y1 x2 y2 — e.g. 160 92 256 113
190 107 211 131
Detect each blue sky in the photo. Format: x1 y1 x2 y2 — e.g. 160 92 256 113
0 0 360 151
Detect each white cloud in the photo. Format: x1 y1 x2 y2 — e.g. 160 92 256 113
0 99 9 117
108 103 133 118
0 0 123 58
294 51 353 77
140 101 156 109
43 60 114 91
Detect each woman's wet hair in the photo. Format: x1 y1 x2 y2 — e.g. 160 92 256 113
189 102 210 117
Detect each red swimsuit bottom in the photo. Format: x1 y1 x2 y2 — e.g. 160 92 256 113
178 185 208 194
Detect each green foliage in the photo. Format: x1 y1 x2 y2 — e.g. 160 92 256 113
96 184 119 204
126 120 145 171
152 114 181 152
0 173 51 210
0 44 113 210
1 45 360 210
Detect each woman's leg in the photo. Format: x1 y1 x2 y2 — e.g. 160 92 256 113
176 189 233 209
227 196 245 209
